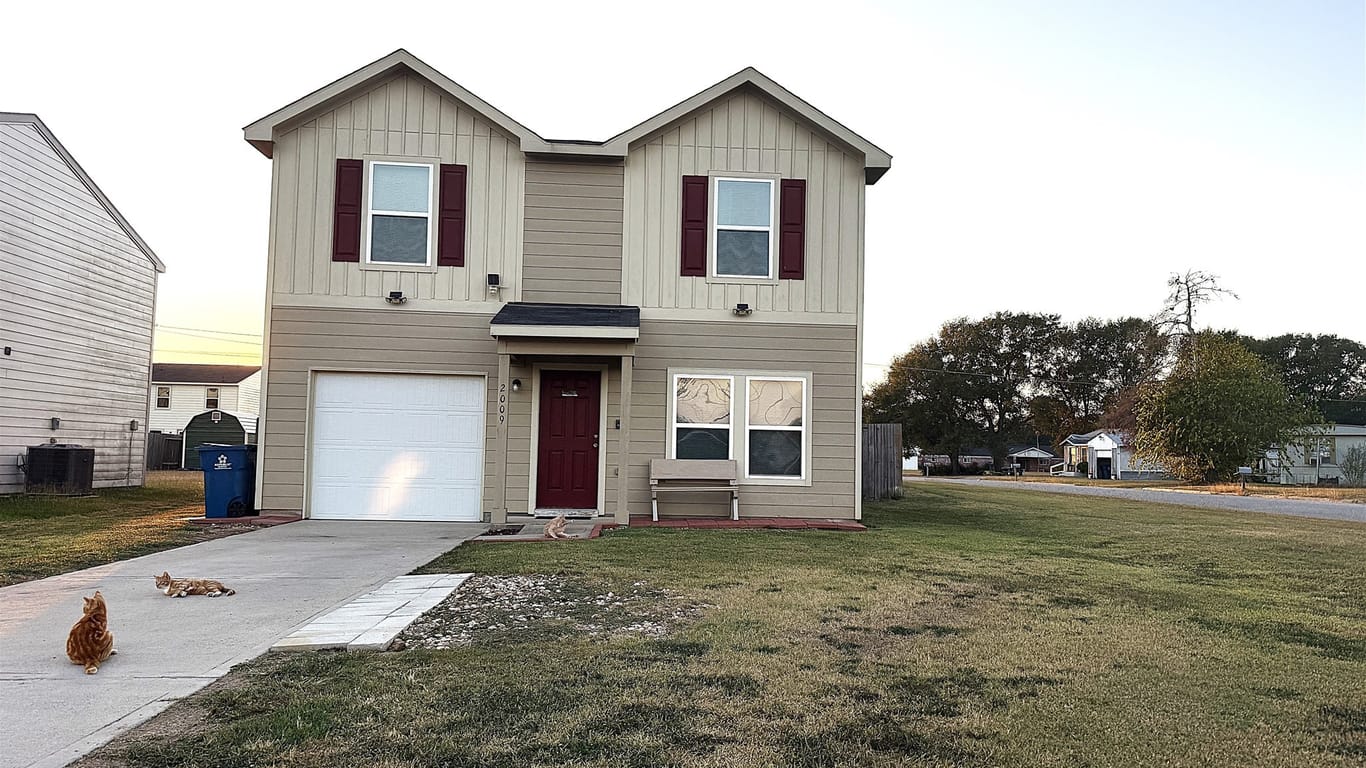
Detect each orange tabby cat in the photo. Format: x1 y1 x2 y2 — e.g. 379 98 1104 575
154 571 236 597
543 514 570 540
66 591 116 675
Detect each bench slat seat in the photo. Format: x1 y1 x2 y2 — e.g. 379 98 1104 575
649 459 739 521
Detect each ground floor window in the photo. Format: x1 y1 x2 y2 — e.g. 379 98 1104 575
671 371 810 483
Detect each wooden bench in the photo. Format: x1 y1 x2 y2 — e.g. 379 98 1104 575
649 459 739 522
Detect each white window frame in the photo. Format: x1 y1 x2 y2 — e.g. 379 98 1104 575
204 387 220 410
711 176 776 280
363 159 436 267
155 386 171 409
744 375 809 481
669 374 735 461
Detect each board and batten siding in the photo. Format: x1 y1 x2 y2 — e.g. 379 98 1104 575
268 71 524 307
622 87 865 319
521 160 624 304
628 319 858 519
0 122 156 492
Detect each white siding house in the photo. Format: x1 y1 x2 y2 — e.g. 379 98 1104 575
0 113 165 493
148 364 262 433
1263 425 1366 485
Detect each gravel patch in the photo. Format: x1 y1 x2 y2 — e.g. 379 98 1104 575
396 574 703 649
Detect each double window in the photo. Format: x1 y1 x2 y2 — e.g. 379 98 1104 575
155 386 170 409
713 177 775 278
205 387 220 410
366 161 434 266
671 372 809 482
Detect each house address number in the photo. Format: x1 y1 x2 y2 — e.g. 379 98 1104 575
498 383 507 425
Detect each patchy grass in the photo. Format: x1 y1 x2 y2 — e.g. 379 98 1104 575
81 483 1366 768
0 471 232 586
1173 483 1366 504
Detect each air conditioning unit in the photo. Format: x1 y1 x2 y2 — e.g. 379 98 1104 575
24 444 95 495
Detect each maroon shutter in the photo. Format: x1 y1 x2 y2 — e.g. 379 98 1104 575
680 175 708 276
331 159 363 262
778 178 806 279
437 164 467 267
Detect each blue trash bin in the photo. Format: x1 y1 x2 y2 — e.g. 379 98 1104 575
197 444 257 518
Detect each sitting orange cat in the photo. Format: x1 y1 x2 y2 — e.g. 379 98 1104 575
154 571 236 597
67 590 116 674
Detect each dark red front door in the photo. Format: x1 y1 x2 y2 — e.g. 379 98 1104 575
536 370 601 510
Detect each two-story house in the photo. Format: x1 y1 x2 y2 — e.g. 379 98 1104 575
1 113 164 494
148 363 262 433
242 50 890 525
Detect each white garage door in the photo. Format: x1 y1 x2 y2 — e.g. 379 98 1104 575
309 372 485 521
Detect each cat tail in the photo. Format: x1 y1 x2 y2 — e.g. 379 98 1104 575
84 663 99 674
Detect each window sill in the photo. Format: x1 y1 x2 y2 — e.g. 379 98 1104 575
703 273 780 287
359 263 441 274
739 476 812 488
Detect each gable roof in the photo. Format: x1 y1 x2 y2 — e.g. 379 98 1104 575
152 363 260 384
243 50 891 184
0 113 165 272
600 67 892 183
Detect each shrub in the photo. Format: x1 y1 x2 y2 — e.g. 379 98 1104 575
1342 445 1366 488
1076 460 1089 476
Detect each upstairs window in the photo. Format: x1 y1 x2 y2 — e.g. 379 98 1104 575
712 178 774 278
205 387 220 410
155 386 170 409
367 161 434 266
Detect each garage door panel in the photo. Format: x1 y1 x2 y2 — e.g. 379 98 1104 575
309 373 485 521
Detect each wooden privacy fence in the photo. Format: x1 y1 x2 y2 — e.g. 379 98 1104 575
862 423 903 500
145 431 184 470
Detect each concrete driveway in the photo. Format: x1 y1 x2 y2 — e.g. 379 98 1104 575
916 476 1366 523
0 520 486 768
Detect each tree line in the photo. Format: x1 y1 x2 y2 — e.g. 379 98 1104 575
865 275 1366 481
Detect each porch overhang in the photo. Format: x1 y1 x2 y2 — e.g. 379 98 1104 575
490 302 640 340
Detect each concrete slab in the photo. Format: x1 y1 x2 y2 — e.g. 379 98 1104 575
0 520 485 768
271 573 472 652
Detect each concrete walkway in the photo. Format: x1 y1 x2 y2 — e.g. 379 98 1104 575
915 476 1366 523
0 520 485 768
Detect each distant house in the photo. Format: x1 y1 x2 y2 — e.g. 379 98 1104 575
1056 430 1166 480
149 364 262 433
1006 444 1058 473
0 113 165 494
1260 425 1366 485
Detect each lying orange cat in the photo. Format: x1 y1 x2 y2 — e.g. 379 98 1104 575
154 571 236 597
67 591 116 674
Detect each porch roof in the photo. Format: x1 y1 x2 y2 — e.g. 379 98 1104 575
490 302 641 340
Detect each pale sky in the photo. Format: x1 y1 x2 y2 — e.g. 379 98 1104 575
3 0 1362 382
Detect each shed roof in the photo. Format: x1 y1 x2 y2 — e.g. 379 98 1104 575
243 50 891 183
0 112 165 272
186 409 258 435
152 363 261 384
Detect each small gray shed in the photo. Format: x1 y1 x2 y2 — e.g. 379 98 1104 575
182 410 258 470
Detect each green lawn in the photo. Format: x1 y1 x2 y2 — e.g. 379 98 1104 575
83 483 1366 767
0 471 210 586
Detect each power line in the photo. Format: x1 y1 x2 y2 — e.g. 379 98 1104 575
155 324 262 339
156 348 261 360
873 363 1109 389
155 328 262 346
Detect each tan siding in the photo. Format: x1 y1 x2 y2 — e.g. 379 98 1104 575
269 72 524 310
622 87 864 319
258 310 855 521
0 123 155 492
521 160 623 304
628 319 858 519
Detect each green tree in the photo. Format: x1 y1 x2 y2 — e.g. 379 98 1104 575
864 312 1059 471
1241 333 1366 423
1134 333 1316 482
1037 317 1166 437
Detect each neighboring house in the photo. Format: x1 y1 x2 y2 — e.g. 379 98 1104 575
149 363 262 433
0 113 165 494
1260 425 1366 485
1054 429 1166 480
241 50 890 524
1006 444 1057 473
